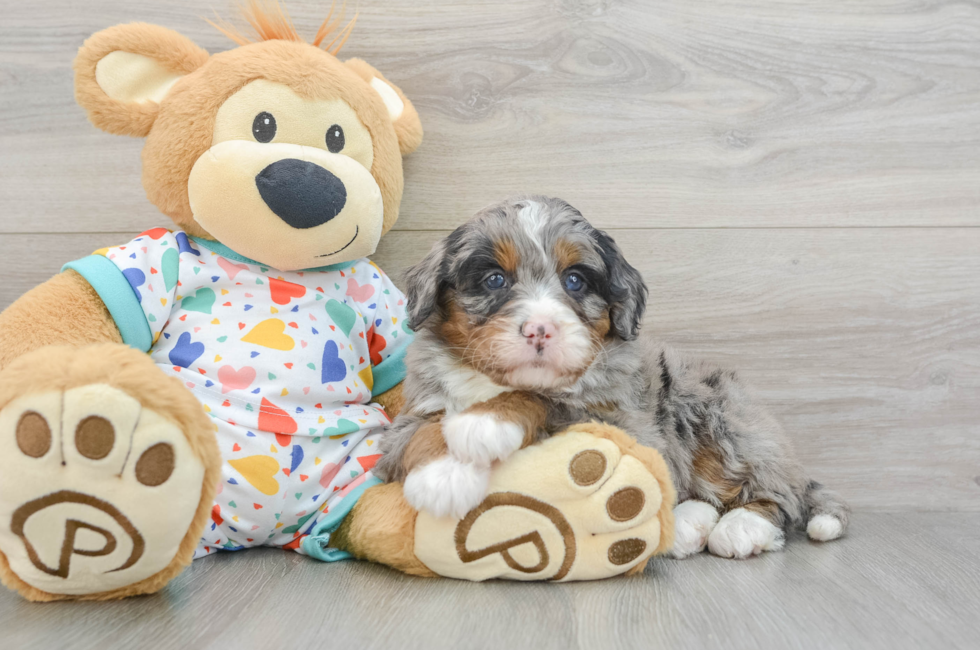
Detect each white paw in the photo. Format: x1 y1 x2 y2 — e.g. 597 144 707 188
442 412 524 466
0 385 206 596
670 500 720 559
707 508 785 559
807 514 844 541
403 456 490 519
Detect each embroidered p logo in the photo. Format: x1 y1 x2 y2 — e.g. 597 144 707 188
454 492 576 581
10 491 145 579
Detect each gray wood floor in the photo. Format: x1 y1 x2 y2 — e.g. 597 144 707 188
1 0 979 647
2 514 978 650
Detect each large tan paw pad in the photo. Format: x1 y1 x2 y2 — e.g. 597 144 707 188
414 430 668 582
0 385 205 597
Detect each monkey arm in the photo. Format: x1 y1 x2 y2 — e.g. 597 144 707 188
0 270 122 369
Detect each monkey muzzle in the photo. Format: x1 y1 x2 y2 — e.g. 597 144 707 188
255 158 348 229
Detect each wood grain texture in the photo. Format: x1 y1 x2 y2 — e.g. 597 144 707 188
1 513 978 650
2 0 980 641
2 228 978 510
0 0 978 233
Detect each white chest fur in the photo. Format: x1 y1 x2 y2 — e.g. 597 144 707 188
413 349 513 415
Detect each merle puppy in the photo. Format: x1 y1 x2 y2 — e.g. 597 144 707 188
375 196 849 559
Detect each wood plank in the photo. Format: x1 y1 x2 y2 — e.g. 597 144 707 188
2 228 978 511
2 513 978 650
1 0 978 233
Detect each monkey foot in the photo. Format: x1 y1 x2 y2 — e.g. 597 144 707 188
413 423 676 581
0 345 218 601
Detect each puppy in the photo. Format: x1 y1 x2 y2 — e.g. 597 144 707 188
376 196 850 559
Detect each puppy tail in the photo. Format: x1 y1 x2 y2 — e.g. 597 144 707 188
803 480 850 542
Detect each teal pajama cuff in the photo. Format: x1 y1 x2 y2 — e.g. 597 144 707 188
372 344 409 396
62 255 153 352
302 475 384 562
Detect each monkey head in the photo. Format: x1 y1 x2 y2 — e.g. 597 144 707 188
74 4 422 271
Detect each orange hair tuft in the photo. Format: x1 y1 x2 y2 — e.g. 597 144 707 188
207 0 357 55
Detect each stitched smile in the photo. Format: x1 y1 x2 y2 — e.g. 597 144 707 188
316 226 358 258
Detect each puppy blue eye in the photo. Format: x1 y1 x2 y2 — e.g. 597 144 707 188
564 273 584 292
485 273 506 289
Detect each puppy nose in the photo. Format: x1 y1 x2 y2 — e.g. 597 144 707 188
522 319 558 345
255 158 347 229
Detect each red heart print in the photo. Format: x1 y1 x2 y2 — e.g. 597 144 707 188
140 228 170 240
259 398 298 435
269 277 306 305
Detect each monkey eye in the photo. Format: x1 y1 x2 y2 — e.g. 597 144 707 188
326 124 345 153
485 273 507 290
252 112 277 143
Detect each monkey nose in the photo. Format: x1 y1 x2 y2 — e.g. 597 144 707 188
255 158 347 229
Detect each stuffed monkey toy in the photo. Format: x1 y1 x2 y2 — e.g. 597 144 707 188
0 2 675 601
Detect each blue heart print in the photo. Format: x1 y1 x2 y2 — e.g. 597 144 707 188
122 268 145 302
175 232 201 256
169 332 205 368
290 445 305 473
321 340 347 383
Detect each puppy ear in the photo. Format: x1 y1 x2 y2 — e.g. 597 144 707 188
74 23 209 137
344 59 423 155
404 238 449 330
596 231 647 340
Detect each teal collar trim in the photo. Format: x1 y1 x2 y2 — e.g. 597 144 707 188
190 236 355 273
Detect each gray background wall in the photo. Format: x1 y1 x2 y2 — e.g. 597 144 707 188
2 0 978 511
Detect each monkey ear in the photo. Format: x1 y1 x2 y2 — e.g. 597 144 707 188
74 23 209 137
344 58 423 156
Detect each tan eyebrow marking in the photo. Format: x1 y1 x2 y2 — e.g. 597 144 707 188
494 238 520 274
554 238 581 272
